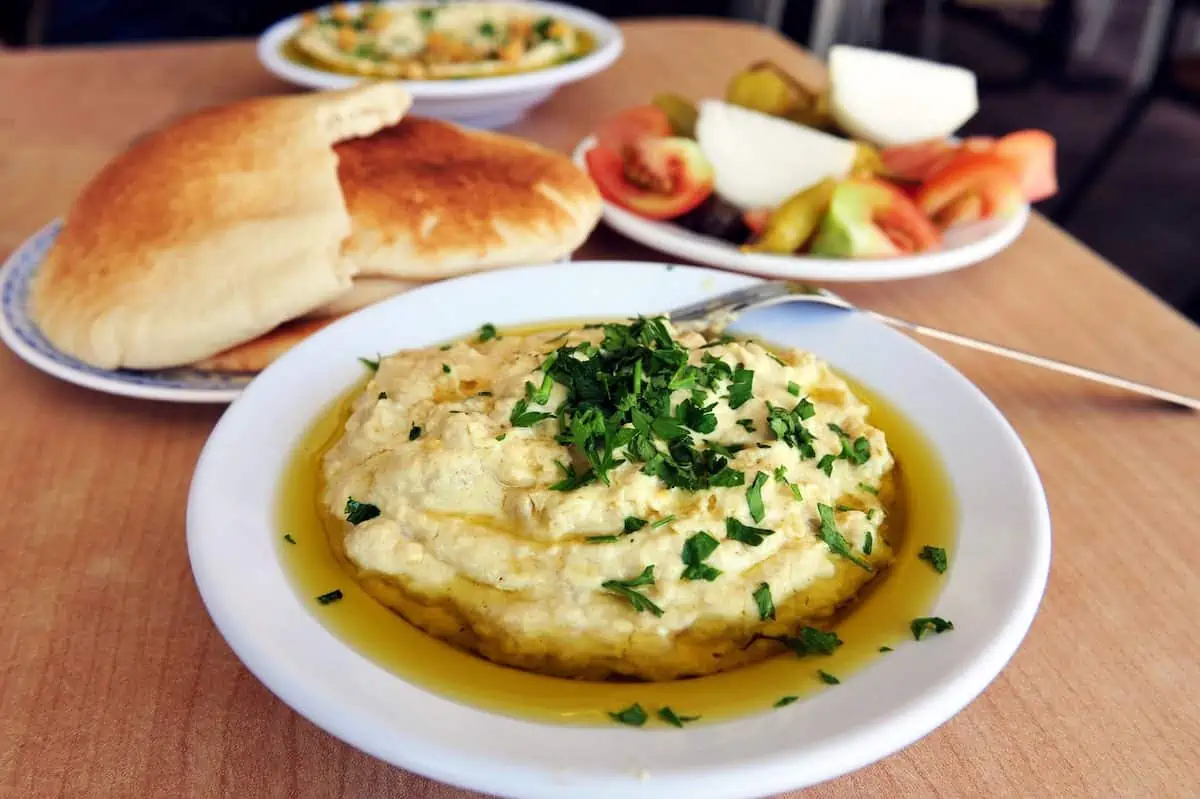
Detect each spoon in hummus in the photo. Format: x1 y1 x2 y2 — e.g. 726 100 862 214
667 281 1200 411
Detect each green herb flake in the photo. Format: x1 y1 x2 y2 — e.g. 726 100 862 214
774 695 799 708
532 15 554 38
651 515 676 529
746 471 768 523
549 461 595 491
408 425 422 441
585 535 619 544
736 418 756 433
657 706 699 727
816 503 872 571
879 645 893 652
608 703 648 726
752 582 775 621
911 616 954 640
758 626 843 657
378 392 388 400
919 545 949 574
316 589 343 605
359 355 380 372
282 533 296 545
441 363 451 374
787 381 801 396
681 531 721 582
495 433 507 441
478 20 496 37
624 516 649 533
863 530 874 555
859 482 878 495
817 670 840 685
344 498 380 525
417 7 437 26
817 454 836 477
602 566 664 617
725 517 775 546
477 323 498 342
438 343 453 351
509 398 554 428
727 364 755 409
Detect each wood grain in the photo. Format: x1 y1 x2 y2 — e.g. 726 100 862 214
2 19 1199 799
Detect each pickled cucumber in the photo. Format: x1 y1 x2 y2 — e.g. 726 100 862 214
743 178 837 254
652 93 699 138
850 142 883 177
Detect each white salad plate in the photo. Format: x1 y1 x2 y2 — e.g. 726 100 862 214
572 137 1030 282
258 1 624 129
188 260 1051 799
0 219 250 403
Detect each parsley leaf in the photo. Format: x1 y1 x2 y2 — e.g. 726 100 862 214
863 530 873 555
441 363 451 374
725 517 774 546
282 533 296 545
879 645 893 652
344 498 380 525
752 582 775 621
315 589 343 605
681 531 721 581
766 400 816 457
585 535 619 544
657 706 699 727
624 516 648 533
549 461 596 491
478 20 496 37
756 627 843 656
774 695 799 708
359 355 380 372
817 670 840 685
828 423 871 466
651 515 676 528
609 703 647 726
378 392 388 400
816 503 872 570
737 418 756 433
911 617 954 640
787 381 801 396
817 454 836 477
510 399 554 428
477 323 498 342
408 425 421 440
602 566 664 616
919 545 948 574
859 482 878 495
746 471 768 523
727 364 755 409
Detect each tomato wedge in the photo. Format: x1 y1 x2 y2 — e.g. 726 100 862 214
585 138 714 221
993 129 1058 202
595 105 672 155
915 152 1024 228
880 139 958 183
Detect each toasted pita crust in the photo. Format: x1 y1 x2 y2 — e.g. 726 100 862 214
302 275 426 319
31 84 412 370
191 316 339 373
335 118 601 279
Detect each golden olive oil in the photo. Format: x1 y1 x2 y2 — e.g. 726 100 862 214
276 326 956 726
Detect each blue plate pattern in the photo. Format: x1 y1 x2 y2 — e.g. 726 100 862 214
0 220 251 403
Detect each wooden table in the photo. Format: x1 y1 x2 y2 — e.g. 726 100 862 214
2 20 1198 799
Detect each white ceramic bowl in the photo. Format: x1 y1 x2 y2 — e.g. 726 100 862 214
188 261 1051 798
258 1 624 129
572 137 1030 282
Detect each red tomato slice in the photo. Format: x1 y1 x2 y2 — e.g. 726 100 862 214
595 105 672 155
743 208 770 236
994 129 1058 202
869 180 941 253
916 152 1024 227
880 139 958 183
585 139 714 221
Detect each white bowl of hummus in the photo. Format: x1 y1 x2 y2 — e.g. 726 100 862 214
258 1 624 129
188 261 1050 798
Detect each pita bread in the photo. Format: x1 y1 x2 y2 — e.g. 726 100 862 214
31 84 412 370
191 316 338 373
302 276 426 319
335 118 601 279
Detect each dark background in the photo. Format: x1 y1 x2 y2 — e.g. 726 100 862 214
3 0 1198 323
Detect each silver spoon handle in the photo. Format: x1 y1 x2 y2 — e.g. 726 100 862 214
863 310 1200 411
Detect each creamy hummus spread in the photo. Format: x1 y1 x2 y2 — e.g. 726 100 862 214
292 3 583 79
321 319 896 680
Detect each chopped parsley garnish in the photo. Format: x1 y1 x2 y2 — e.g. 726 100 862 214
344 498 380 525
438 343 452 351
911 617 954 640
727 364 755 409
919 545 948 574
863 530 874 555
725 517 774 546
681 532 721 581
817 454 836 477
773 466 803 501
765 351 786 366
378 392 388 400
602 566 663 616
476 391 493 397
774 695 799 708
477 323 498 342
657 707 699 727
510 399 554 427
608 703 647 726
817 670 840 685
417 7 437 26
624 516 648 533
828 422 871 465
756 626 843 656
478 20 496 37
532 15 554 38
766 399 816 457
441 363 451 374
585 535 619 544
315 589 343 605
816 503 872 571
736 418 756 433
879 645 893 652
752 582 775 621
549 461 595 491
359 355 380 372
282 533 296 545
746 471 768 523
787 381 801 396
525 373 554 405
408 425 422 440
859 482 878 495
651 515 676 529
495 433 507 441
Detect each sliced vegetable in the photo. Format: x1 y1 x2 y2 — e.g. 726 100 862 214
585 137 714 220
915 152 1024 228
879 139 957 183
595 105 671 155
810 178 941 257
675 195 752 242
743 178 836 254
652 92 699 138
993 129 1058 202
850 142 884 178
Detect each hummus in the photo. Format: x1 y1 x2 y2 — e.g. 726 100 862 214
321 319 897 680
292 3 585 80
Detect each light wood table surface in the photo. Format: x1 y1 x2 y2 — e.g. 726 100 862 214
2 19 1198 799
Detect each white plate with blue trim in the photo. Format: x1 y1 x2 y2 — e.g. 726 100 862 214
571 137 1030 283
188 260 1051 798
0 220 252 403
